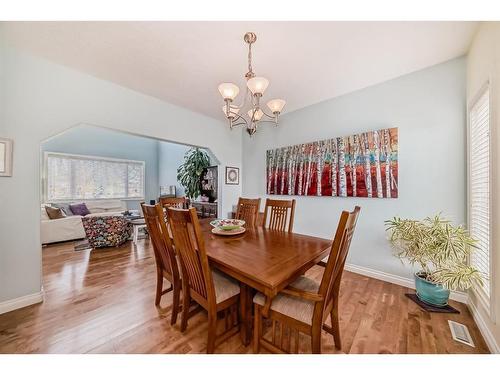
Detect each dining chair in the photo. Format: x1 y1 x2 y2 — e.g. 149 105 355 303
235 197 261 227
167 207 241 353
253 206 360 354
159 196 187 209
140 203 182 325
262 198 296 233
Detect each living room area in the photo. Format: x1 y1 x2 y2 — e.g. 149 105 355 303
40 124 219 249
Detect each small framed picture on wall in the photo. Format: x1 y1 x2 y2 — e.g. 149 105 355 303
225 166 239 185
0 138 13 177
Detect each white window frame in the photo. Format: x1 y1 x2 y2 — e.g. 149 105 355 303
467 81 495 320
42 151 146 203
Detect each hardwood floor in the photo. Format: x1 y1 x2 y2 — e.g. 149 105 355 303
0 238 489 354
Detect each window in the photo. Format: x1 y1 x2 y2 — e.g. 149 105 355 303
44 152 145 201
468 86 491 304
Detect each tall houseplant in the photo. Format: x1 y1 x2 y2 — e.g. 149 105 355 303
177 147 210 200
385 214 484 306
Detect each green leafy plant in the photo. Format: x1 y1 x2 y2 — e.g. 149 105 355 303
177 147 210 199
385 214 484 291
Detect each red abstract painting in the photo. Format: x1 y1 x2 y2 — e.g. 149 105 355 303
266 128 398 198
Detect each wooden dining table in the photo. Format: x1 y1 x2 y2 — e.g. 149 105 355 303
199 218 332 346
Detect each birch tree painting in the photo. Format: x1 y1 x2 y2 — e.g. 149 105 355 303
361 132 372 198
337 137 347 197
265 127 398 198
372 130 383 198
331 138 337 197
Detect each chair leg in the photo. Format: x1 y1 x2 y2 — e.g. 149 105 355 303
170 281 181 325
311 326 322 354
155 270 163 306
330 309 342 350
180 284 190 332
206 314 217 354
253 304 261 353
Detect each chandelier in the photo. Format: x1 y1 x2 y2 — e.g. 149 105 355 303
218 32 286 136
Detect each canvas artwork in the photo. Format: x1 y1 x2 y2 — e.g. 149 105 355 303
266 127 398 198
0 138 13 177
0 143 5 172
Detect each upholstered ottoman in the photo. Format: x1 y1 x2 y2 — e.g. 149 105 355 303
81 216 132 248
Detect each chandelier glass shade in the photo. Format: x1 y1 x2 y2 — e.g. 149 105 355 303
267 99 286 114
218 83 240 101
247 108 264 122
246 76 269 95
218 32 286 136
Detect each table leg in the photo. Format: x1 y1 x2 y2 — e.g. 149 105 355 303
133 225 138 245
239 283 253 346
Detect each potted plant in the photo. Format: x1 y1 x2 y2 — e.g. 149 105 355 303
385 214 484 306
177 147 210 200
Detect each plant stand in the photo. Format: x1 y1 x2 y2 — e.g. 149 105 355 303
405 293 459 314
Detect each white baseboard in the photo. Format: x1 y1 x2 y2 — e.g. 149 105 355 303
467 297 500 353
0 289 44 315
344 263 468 304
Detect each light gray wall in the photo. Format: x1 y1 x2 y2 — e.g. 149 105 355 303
0 42 242 304
41 125 159 210
158 141 191 197
242 57 467 279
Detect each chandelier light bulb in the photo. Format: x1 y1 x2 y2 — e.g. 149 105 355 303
247 108 264 122
267 99 286 114
246 77 269 95
218 83 240 100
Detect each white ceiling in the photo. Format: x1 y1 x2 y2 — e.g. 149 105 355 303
2 21 478 120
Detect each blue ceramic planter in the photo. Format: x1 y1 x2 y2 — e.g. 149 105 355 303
414 272 450 307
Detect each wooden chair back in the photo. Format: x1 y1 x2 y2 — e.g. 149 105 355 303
262 198 296 232
166 207 216 304
235 197 261 227
317 206 360 319
159 196 187 209
140 203 179 281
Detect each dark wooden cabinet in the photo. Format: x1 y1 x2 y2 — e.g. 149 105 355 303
192 201 218 218
200 166 218 203
194 166 218 218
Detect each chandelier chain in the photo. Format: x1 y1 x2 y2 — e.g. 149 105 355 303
247 42 253 77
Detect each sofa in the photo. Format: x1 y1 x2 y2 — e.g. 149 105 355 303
40 200 127 244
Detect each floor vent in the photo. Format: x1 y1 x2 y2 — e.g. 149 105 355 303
448 320 475 347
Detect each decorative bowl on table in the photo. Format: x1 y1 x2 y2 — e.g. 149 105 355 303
210 219 245 230
210 219 246 235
